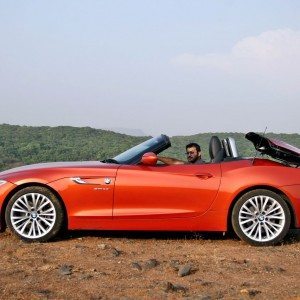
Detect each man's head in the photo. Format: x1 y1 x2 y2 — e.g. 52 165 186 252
185 143 201 163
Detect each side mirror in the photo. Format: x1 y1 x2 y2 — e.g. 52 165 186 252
141 152 158 166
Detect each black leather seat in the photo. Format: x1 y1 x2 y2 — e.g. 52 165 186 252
209 136 225 163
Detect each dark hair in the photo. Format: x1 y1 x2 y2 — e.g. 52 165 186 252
186 142 201 152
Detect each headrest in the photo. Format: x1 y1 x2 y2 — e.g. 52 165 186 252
209 136 222 158
209 136 225 163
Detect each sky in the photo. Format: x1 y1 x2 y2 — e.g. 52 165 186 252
0 1 300 136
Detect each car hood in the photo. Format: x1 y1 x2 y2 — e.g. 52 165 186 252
246 132 300 165
0 161 106 177
0 161 112 183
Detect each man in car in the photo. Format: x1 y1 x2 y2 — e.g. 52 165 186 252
157 142 205 165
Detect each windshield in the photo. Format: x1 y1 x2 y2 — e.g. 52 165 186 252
113 135 170 164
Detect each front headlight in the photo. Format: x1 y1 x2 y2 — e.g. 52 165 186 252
0 180 7 186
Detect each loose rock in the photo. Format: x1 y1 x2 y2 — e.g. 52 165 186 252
165 282 187 293
80 274 93 280
144 259 159 269
35 289 52 297
199 296 212 300
178 264 192 277
39 264 53 271
277 267 286 273
98 244 108 250
111 248 121 257
58 265 73 276
132 262 142 271
169 260 180 271
240 289 262 297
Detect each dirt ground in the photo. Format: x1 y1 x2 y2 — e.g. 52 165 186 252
0 229 299 300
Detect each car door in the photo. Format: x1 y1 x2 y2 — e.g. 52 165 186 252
49 166 118 227
113 163 221 220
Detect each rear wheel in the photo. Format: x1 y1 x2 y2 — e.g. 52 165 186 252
231 189 291 246
5 186 64 242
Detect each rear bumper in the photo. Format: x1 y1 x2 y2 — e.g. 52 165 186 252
280 185 300 228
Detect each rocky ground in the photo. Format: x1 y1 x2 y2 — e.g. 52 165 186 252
0 229 299 299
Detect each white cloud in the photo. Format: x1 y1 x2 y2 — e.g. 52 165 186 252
232 29 300 60
171 29 300 74
171 53 231 70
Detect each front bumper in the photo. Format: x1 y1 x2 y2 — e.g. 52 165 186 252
0 181 17 231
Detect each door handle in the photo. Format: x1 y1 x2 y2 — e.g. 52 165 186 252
71 177 87 184
71 177 112 185
195 173 213 179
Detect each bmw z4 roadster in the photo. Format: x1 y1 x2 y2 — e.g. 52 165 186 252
0 132 299 246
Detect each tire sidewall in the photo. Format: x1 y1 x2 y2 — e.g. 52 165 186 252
231 189 291 246
5 186 64 242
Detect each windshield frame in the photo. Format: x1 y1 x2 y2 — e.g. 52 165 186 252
113 134 171 165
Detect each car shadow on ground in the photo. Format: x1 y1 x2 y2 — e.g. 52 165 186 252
58 229 300 245
61 230 228 242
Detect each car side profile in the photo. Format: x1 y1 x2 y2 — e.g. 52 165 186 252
0 132 299 246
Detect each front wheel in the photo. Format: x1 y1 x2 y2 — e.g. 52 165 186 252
231 189 291 246
5 186 64 242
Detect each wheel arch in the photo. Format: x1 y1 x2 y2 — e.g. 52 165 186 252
1 182 68 231
227 185 296 233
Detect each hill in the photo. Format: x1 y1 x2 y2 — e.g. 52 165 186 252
0 124 299 171
0 124 148 171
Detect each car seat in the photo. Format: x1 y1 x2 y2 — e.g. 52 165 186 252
209 136 225 163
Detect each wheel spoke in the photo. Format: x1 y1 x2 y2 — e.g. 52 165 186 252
16 198 29 211
261 196 269 212
268 216 284 220
251 223 260 240
264 201 277 215
265 220 282 229
244 221 258 234
39 213 55 217
28 221 35 237
23 195 31 210
266 221 277 234
12 216 29 226
240 211 253 217
255 196 261 212
12 208 28 214
249 198 259 212
40 217 53 227
266 207 281 216
18 219 31 234
36 196 48 211
41 207 55 214
32 193 40 210
36 221 42 236
240 218 253 225
263 223 271 239
257 223 262 240
241 205 254 215
36 220 47 234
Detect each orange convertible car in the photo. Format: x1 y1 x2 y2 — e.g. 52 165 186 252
0 132 299 246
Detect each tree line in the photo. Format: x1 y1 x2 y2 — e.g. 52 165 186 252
0 124 299 171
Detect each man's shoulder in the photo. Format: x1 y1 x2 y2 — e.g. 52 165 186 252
186 158 206 165
194 158 206 164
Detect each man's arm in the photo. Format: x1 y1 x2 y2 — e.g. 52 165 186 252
157 156 185 165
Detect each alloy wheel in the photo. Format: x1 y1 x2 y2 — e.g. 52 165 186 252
239 195 285 242
10 192 56 239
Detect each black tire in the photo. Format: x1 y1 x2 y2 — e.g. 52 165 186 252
231 189 291 246
5 186 64 242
